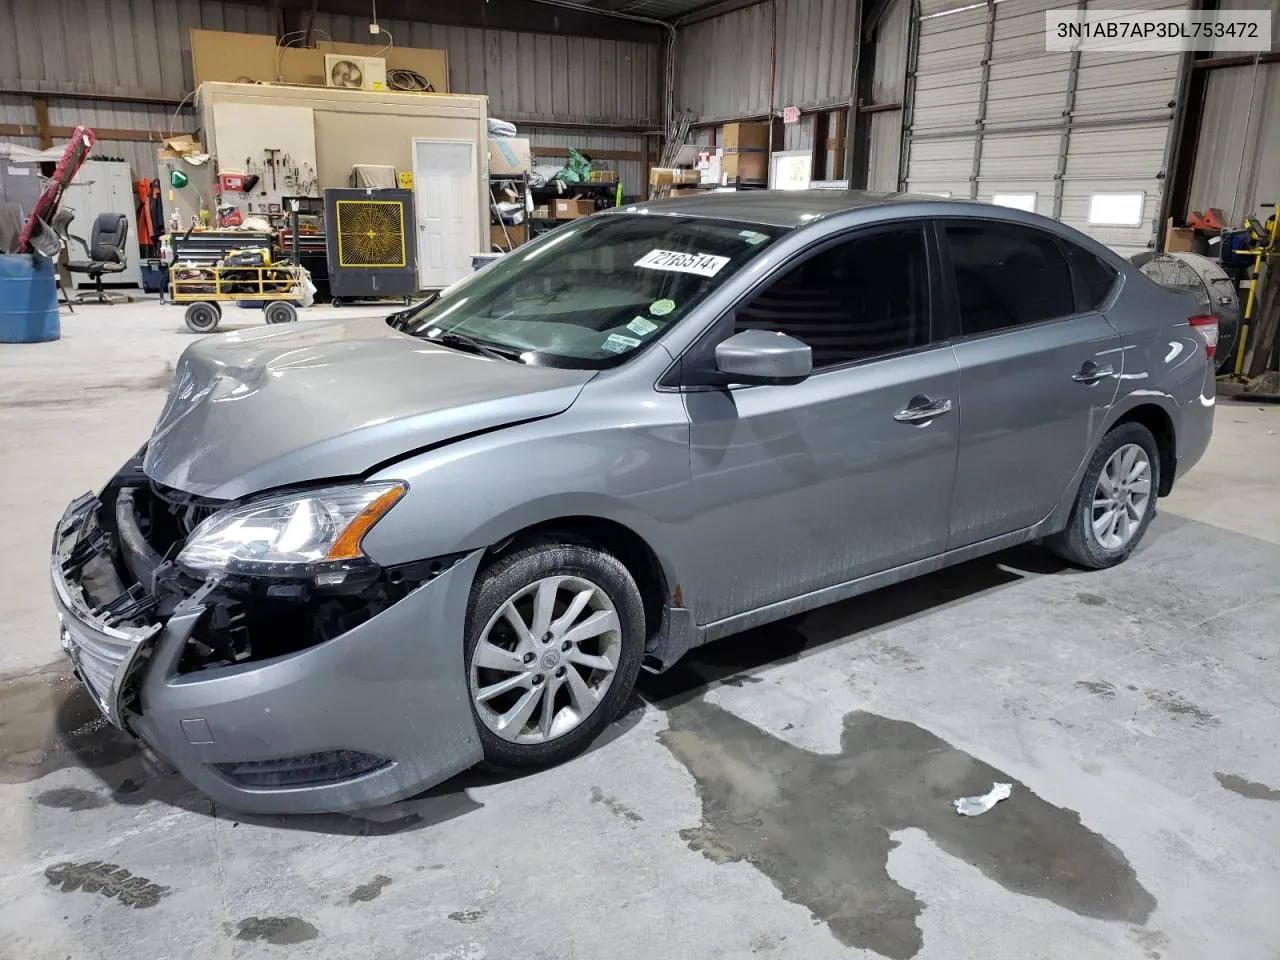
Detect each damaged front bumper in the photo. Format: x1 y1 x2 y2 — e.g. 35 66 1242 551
51 490 485 815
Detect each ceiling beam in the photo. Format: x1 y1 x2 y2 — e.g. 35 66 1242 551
266 0 666 43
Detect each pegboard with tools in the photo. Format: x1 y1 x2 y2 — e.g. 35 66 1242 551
207 102 320 227
225 149 319 222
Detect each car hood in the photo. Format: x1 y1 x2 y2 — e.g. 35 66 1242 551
143 317 593 500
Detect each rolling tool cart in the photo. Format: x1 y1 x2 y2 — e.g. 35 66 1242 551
170 251 306 334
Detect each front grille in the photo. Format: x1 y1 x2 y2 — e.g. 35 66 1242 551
62 624 136 715
212 750 390 789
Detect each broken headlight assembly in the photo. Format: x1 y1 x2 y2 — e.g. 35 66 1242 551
177 482 405 582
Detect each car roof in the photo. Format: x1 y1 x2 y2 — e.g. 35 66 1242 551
607 190 959 229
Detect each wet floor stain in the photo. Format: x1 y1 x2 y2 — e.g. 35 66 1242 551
1145 690 1219 727
660 699 1155 960
45 861 169 909
720 673 765 687
590 785 643 823
1075 680 1117 700
348 874 393 903
448 909 486 924
0 664 137 784
1077 593 1108 606
234 916 320 944
36 786 108 810
1214 772 1280 801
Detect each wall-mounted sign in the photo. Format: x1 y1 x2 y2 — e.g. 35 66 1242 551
782 106 801 124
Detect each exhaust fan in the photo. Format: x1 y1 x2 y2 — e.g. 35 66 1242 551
324 55 387 91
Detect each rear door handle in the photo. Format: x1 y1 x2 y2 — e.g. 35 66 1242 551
894 395 953 423
1072 361 1115 384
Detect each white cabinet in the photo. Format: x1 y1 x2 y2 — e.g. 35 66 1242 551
61 161 142 289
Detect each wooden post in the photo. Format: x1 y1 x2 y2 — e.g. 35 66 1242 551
33 98 52 148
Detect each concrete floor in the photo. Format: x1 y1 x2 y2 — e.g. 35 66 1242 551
2 299 1279 960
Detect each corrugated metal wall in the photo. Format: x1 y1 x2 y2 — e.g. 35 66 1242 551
0 0 660 183
1188 62 1280 227
902 0 1189 256
1186 0 1280 226
307 13 660 126
674 0 857 123
867 0 910 191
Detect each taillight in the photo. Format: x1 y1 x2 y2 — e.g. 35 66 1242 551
1189 314 1218 358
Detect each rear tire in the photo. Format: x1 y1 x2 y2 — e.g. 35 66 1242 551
463 543 645 770
1048 422 1160 569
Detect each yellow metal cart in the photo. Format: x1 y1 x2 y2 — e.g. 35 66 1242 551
170 263 306 334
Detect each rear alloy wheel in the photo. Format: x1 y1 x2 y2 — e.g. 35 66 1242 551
1049 422 1160 569
464 543 644 768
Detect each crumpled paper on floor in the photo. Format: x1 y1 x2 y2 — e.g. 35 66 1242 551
954 781 1013 816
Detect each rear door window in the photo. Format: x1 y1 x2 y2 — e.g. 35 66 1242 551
943 222 1076 335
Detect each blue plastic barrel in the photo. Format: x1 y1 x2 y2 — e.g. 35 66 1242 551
0 254 60 343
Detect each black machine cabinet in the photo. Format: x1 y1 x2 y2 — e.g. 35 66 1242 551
323 188 417 304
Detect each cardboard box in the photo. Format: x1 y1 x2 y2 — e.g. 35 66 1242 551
650 167 702 186
668 188 701 197
491 223 527 250
722 122 770 151
1164 218 1195 253
554 198 595 219
590 170 617 183
489 138 532 175
722 149 767 183
533 205 551 220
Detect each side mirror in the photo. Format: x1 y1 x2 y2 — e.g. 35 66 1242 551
713 328 813 385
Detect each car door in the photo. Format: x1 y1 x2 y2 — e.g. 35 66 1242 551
674 222 961 627
941 219 1122 548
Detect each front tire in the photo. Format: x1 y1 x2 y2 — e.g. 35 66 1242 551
1049 422 1160 569
464 543 645 770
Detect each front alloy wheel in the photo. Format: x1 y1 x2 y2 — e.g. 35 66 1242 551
464 543 644 768
470 575 622 744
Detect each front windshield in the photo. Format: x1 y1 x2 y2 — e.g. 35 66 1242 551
402 214 782 367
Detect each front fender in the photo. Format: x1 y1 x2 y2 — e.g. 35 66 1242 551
357 407 693 597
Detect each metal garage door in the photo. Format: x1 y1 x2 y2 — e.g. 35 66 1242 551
901 0 1188 257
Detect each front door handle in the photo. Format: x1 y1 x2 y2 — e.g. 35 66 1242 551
894 395 953 423
1072 361 1115 384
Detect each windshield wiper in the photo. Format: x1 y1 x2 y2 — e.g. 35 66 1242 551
431 329 525 363
387 291 439 330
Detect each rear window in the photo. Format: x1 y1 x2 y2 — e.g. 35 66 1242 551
1064 243 1119 309
944 222 1076 334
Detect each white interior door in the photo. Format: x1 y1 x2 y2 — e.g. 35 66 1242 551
412 139 478 289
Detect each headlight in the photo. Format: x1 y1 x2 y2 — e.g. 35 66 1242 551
177 482 406 577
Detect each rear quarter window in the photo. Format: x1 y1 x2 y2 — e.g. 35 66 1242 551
1064 243 1119 310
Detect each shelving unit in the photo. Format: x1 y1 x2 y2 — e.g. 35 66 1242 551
489 173 533 252
528 179 622 232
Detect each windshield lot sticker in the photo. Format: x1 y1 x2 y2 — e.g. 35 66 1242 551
601 333 642 354
739 230 768 245
634 249 730 278
627 315 659 336
649 298 676 316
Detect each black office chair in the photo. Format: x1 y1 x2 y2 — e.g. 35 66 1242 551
65 212 133 304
